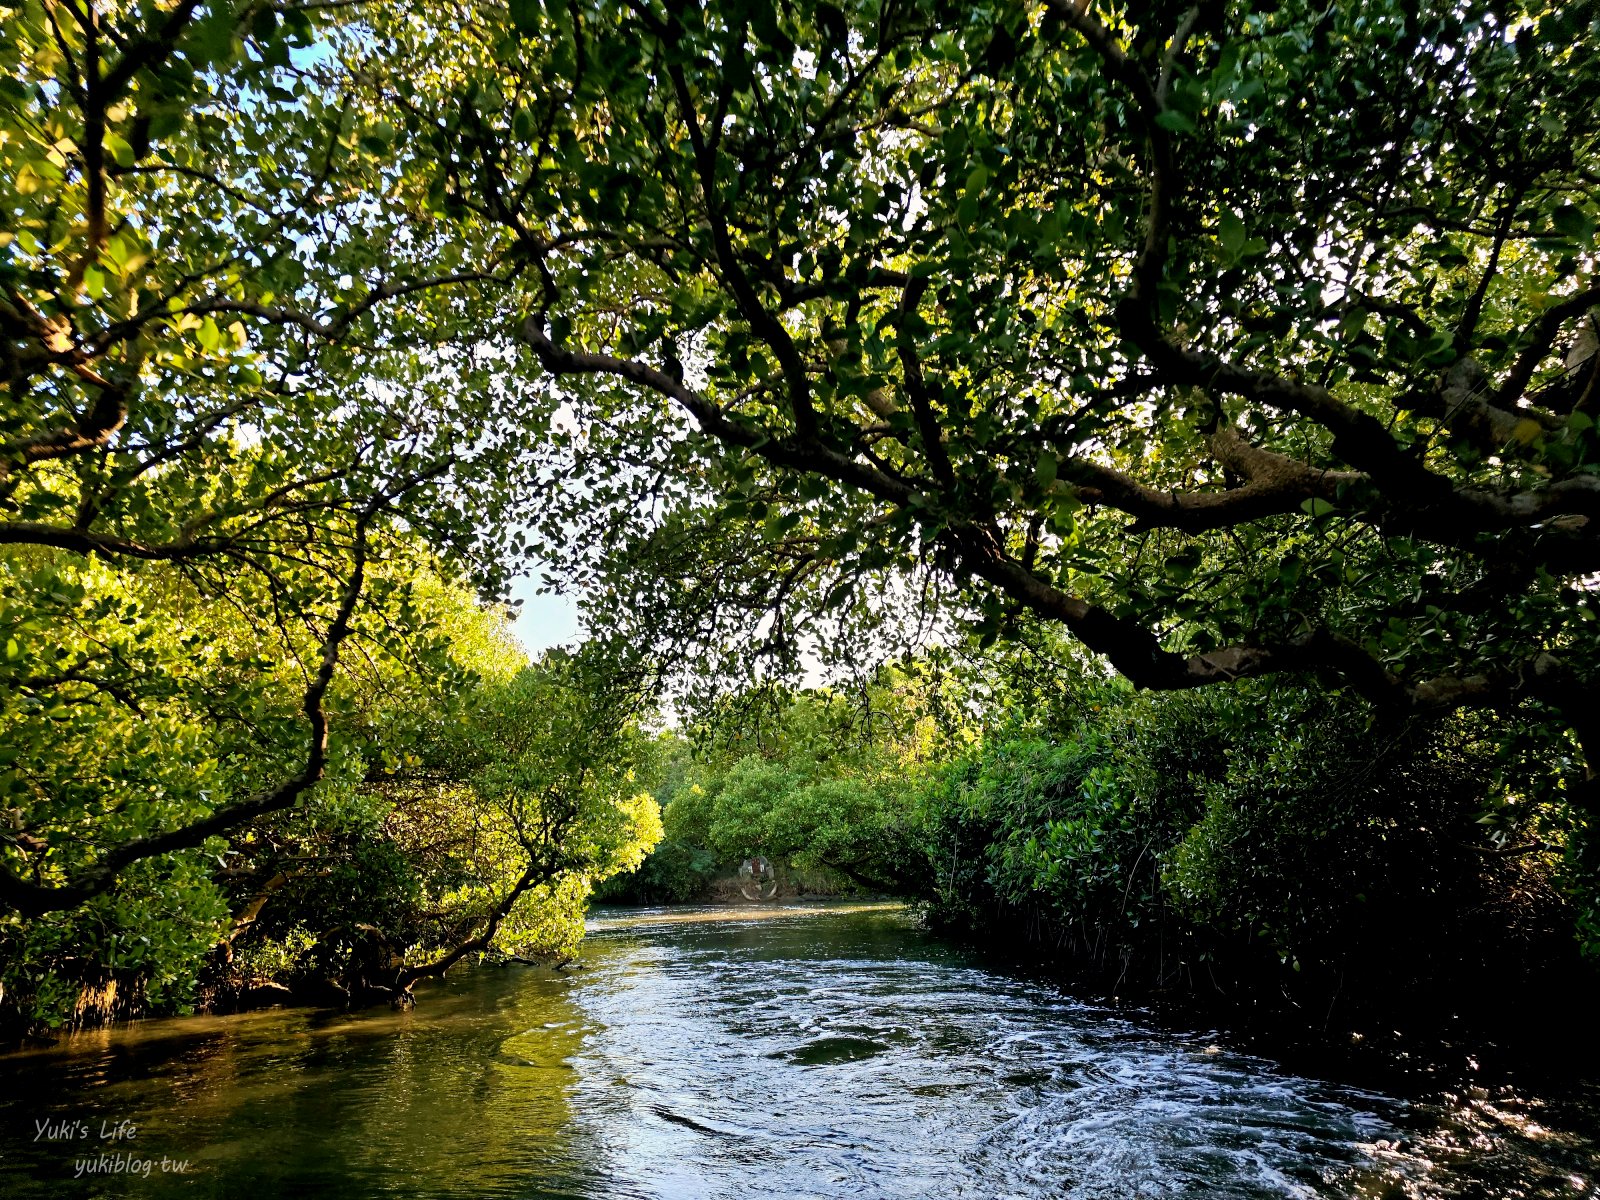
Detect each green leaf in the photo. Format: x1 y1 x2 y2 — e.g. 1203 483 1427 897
509 0 541 34
957 166 989 227
104 132 136 168
1300 498 1337 518
1419 330 1457 366
196 317 222 353
1035 451 1058 487
1164 552 1198 583
1510 418 1543 445
1552 204 1594 242
1218 210 1246 257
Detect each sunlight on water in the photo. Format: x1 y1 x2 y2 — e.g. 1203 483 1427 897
1 904 1595 1198
584 900 904 929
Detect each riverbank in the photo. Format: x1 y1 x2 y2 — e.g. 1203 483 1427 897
911 902 1600 1096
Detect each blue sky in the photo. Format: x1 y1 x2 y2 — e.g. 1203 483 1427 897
506 574 582 654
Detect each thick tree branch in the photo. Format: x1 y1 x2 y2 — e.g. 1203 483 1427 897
1066 424 1362 533
894 278 957 493
663 56 820 441
1497 282 1600 409
393 862 544 988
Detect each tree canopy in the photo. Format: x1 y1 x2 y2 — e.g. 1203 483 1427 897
5 0 1600 1027
390 0 1600 791
0 0 568 915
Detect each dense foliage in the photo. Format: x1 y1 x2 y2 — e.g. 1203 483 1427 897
0 0 585 927
1 553 663 1029
0 0 621 1029
601 647 1585 1027
911 672 1580 1021
5 0 1598 1039
597 673 938 901
387 0 1600 796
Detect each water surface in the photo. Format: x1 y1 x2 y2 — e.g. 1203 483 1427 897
2 903 1596 1198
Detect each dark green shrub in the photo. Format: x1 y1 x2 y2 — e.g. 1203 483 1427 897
912 680 1584 1022
593 839 720 905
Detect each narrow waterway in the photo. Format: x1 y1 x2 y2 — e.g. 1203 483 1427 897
1 903 1595 1198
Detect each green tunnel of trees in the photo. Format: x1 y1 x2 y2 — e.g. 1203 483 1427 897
2 0 1598 1035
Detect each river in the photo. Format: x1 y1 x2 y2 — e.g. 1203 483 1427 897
1 902 1596 1198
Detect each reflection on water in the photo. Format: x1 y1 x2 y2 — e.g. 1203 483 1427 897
0 960 594 1198
1 903 1596 1198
